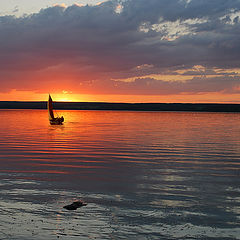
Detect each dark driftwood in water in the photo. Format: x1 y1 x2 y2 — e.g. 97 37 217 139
0 101 240 112
63 201 87 210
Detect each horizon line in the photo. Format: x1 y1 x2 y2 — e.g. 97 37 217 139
0 101 240 104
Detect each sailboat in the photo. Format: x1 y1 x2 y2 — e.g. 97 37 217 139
47 95 64 125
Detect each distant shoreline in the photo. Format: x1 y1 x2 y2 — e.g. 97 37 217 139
0 101 240 112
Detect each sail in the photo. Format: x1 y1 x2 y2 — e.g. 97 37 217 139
48 95 55 120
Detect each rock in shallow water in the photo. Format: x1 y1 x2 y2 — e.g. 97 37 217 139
63 200 87 210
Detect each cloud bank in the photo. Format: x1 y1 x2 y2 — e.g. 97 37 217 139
0 0 240 97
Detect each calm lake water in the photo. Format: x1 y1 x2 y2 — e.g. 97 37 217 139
0 109 239 240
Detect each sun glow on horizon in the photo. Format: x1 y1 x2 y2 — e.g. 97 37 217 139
0 89 240 104
0 90 88 102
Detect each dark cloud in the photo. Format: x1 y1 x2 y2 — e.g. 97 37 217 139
13 6 19 14
0 0 240 95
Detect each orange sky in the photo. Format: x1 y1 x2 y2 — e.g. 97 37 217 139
0 89 240 103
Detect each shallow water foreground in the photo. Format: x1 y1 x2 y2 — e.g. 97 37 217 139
0 110 239 240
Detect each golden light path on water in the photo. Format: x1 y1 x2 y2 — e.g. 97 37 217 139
0 110 239 239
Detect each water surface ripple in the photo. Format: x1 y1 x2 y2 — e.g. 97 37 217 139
0 110 239 239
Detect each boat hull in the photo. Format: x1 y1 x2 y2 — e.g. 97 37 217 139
50 117 64 125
